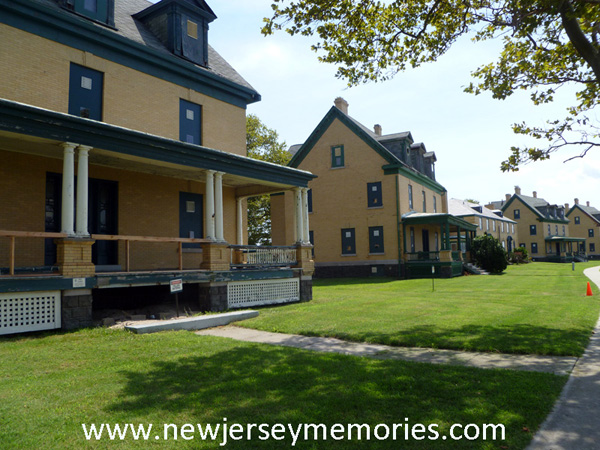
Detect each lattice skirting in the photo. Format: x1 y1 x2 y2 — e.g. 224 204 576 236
0 291 61 335
227 279 300 308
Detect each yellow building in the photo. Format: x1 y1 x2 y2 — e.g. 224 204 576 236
487 187 585 262
567 199 600 259
272 98 476 279
0 0 315 334
449 199 519 252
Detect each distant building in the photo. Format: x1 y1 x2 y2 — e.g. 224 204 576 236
272 98 476 279
486 187 585 262
566 199 600 259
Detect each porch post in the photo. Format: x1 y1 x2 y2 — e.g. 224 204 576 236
61 142 76 236
445 222 451 250
205 170 215 240
215 171 224 242
294 187 303 244
457 227 462 252
301 188 310 243
75 145 91 236
236 197 244 245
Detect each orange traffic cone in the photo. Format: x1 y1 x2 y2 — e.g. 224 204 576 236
587 282 593 297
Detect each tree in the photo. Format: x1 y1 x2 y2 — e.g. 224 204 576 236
471 234 508 273
263 0 600 170
246 114 291 245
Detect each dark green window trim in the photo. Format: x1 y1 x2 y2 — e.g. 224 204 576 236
590 229 595 238
531 242 538 254
331 145 344 168
530 225 537 236
408 184 414 210
514 209 520 219
369 226 384 254
341 228 356 255
591 243 596 253
575 216 580 224
367 182 382 208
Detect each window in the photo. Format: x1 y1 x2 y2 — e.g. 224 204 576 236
590 229 595 238
479 217 483 229
307 189 313 213
367 182 382 208
341 228 356 255
575 216 580 224
179 192 203 248
501 222 504 232
70 0 111 25
531 242 538 254
562 226 565 236
410 227 415 252
187 20 198 39
435 232 439 252
555 225 559 235
492 220 496 231
422 191 427 212
180 99 202 145
486 219 489 230
512 224 515 233
514 209 520 219
408 185 413 210
331 145 344 168
309 230 314 257
547 224 551 235
530 225 537 235
369 226 384 254
591 243 596 253
433 196 437 213
68 63 103 120
519 243 526 249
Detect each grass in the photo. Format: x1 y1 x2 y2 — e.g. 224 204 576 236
241 262 600 356
0 327 566 449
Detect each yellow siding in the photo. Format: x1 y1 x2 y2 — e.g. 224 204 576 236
567 209 600 256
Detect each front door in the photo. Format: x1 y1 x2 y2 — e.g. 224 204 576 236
422 229 430 253
89 179 118 266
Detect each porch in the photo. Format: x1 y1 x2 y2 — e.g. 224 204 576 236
401 213 478 278
544 236 588 262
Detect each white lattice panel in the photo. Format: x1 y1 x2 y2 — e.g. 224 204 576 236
228 279 299 308
0 291 61 335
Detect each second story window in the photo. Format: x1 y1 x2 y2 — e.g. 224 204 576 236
408 185 413 210
563 226 566 236
422 191 426 212
590 229 595 238
575 216 580 224
68 63 103 121
180 99 202 145
367 182 382 208
514 209 520 219
530 225 537 235
433 196 437 213
548 224 551 235
331 145 344 168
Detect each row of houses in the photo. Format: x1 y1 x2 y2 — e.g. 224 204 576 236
0 0 596 336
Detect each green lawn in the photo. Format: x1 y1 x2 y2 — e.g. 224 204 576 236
0 328 565 449
241 262 600 356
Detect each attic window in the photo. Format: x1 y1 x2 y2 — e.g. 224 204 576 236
84 0 97 12
187 20 198 39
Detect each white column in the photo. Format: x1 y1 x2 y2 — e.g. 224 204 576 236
61 142 76 236
205 170 215 240
302 188 310 244
294 188 303 244
215 171 224 242
75 145 91 236
237 197 244 245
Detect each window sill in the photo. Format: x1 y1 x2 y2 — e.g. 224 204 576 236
330 166 345 170
369 252 385 256
341 253 357 257
367 206 384 210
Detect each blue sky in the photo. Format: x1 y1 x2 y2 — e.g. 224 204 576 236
182 1 599 208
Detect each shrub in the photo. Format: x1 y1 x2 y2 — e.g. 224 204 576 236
471 234 508 274
509 246 529 264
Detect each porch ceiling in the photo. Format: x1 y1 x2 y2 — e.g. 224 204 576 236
0 129 294 194
544 236 587 242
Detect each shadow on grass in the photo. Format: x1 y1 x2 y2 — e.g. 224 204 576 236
323 323 591 357
107 342 563 449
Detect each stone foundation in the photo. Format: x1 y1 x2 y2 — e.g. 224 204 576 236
61 289 93 330
198 283 228 312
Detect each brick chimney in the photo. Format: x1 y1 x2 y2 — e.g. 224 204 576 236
374 124 382 136
505 194 511 202
514 186 521 195
334 97 349 115
533 191 537 198
587 201 591 207
565 203 570 210
575 198 579 205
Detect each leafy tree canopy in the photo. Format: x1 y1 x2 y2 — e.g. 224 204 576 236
246 114 291 245
263 0 600 171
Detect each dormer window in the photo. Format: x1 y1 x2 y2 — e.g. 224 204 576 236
59 0 115 27
187 20 199 39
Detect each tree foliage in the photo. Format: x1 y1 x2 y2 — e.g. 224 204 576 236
263 0 600 170
471 234 508 273
246 114 291 245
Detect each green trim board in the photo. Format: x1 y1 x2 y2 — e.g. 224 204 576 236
544 236 587 242
401 213 478 231
0 0 259 109
383 164 446 195
0 99 315 187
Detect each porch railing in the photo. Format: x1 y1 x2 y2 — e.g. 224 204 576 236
405 251 440 262
230 245 297 268
0 230 67 276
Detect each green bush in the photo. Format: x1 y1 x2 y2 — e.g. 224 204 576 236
472 234 508 273
509 246 529 264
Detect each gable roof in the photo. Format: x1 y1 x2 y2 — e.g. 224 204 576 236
288 106 447 194
567 203 600 224
501 194 569 223
449 199 516 223
3 0 259 107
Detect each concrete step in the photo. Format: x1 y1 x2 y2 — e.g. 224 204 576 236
125 310 259 334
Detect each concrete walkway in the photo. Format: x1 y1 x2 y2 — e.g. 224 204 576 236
197 326 576 375
527 266 600 450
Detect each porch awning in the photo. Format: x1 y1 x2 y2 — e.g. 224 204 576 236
401 213 477 231
544 236 587 242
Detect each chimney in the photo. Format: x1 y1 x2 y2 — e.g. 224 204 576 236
565 203 570 210
533 191 537 198
575 198 579 205
514 186 521 195
334 97 349 115
587 201 591 207
374 124 382 136
505 194 511 202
